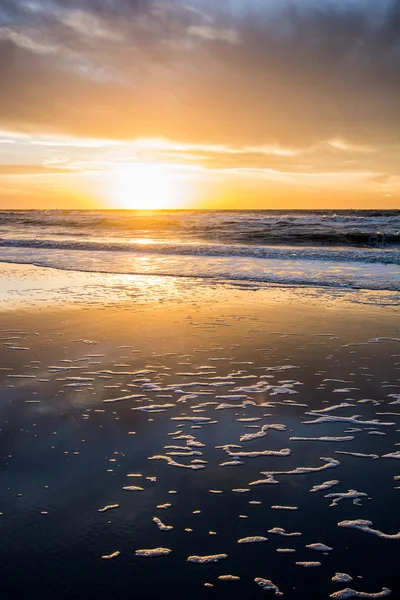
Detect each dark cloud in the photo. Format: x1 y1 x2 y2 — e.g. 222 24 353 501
0 0 399 151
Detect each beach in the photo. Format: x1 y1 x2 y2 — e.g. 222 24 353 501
1 0 400 593
0 259 399 599
1 0 399 593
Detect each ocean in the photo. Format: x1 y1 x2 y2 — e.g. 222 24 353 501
0 210 399 292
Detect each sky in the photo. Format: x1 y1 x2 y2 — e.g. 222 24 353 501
0 0 399 209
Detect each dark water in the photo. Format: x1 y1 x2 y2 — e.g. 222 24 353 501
0 305 399 599
0 209 399 247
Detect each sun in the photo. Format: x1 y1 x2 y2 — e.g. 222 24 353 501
106 163 182 209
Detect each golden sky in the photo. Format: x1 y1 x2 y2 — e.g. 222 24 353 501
0 0 399 209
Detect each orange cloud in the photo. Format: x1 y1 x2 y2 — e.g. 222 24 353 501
0 1 398 208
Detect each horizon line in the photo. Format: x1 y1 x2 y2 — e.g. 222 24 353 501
0 207 398 212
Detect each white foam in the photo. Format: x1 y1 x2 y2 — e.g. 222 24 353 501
338 520 400 539
343 428 363 433
166 451 202 457
276 548 296 553
65 376 95 382
308 403 356 414
218 575 240 581
171 416 211 423
153 517 173 531
164 444 200 451
232 382 298 395
240 424 286 442
7 346 29 351
382 451 400 459
333 574 354 584
187 439 206 448
306 543 333 551
335 451 379 459
249 476 279 486
258 457 340 482
101 551 120 560
148 455 205 470
330 588 392 599
49 365 85 372
303 415 394 427
254 578 283 595
271 506 298 511
103 394 146 403
216 395 249 401
370 337 400 343
325 490 368 506
264 366 300 372
98 504 119 513
225 448 291 459
238 536 268 544
137 404 176 412
296 562 321 567
135 548 172 557
268 528 302 537
310 480 340 493
122 486 144 491
216 444 242 450
187 554 227 564
290 436 354 442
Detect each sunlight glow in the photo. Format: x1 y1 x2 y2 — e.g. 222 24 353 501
106 163 183 209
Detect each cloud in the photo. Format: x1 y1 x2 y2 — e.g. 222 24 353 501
0 1 397 145
0 0 399 205
187 25 239 43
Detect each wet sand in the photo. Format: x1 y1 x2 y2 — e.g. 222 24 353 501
0 263 399 599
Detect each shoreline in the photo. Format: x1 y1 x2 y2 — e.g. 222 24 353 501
0 261 399 313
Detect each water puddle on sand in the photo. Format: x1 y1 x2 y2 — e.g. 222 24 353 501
0 295 399 599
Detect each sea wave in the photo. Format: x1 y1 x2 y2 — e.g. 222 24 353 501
0 246 399 292
0 210 399 248
0 237 398 264
0 210 398 293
